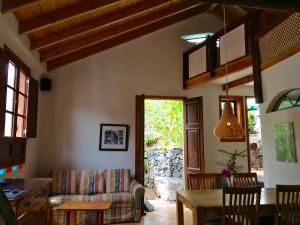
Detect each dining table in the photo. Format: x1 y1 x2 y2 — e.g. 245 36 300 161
176 188 276 225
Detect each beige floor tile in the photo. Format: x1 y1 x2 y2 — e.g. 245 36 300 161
114 199 193 225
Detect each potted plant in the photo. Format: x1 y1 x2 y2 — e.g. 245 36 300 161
217 149 247 187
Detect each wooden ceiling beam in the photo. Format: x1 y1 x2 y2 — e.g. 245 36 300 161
222 75 253 91
47 3 212 71
31 0 172 50
191 0 300 12
1 0 43 13
40 1 199 62
20 0 120 34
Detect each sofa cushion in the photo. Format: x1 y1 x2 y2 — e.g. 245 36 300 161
89 170 105 194
51 170 78 195
105 169 130 193
48 195 91 207
90 192 134 205
50 170 105 195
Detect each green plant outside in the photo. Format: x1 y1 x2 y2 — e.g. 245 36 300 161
145 100 183 149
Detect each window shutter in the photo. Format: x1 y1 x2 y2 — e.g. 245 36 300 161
26 77 39 138
0 48 8 137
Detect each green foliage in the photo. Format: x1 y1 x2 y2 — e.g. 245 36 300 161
216 149 247 175
247 111 256 133
217 149 247 159
145 100 183 149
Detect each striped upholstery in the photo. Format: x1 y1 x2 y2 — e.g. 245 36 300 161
50 170 105 195
91 192 135 223
105 169 130 193
48 169 139 225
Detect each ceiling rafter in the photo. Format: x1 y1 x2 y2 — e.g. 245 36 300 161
40 1 199 62
19 0 120 34
1 0 43 13
31 0 172 50
47 3 212 71
222 75 253 90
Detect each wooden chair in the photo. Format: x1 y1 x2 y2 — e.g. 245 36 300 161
0 190 18 225
187 173 222 225
222 186 261 225
233 173 258 187
187 173 219 190
275 184 300 225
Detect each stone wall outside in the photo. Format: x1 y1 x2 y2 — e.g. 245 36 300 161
145 148 183 201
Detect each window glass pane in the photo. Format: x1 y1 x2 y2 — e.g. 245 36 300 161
16 116 25 138
4 113 13 137
18 95 26 116
6 87 14 112
286 89 300 105
221 101 235 114
19 72 27 95
7 63 16 88
277 97 293 110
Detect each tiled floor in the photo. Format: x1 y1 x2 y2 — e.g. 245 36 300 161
115 200 193 225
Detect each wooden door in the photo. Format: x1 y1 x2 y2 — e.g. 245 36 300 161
183 97 205 187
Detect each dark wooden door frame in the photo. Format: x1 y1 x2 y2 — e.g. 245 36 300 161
245 96 258 173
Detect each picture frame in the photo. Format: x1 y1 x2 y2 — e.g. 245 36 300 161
99 124 129 151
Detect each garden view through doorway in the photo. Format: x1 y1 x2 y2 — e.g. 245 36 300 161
144 99 184 202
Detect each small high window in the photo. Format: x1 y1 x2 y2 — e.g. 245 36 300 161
267 89 300 113
181 33 214 44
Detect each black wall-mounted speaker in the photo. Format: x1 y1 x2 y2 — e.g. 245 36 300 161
40 78 52 91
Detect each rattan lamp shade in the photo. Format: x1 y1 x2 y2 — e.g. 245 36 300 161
214 101 245 139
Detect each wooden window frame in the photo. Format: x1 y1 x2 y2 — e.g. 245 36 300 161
219 95 245 142
3 46 30 140
0 46 37 168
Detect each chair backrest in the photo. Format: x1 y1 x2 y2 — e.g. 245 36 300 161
187 173 219 190
233 173 258 187
276 184 300 225
0 190 18 225
222 186 261 225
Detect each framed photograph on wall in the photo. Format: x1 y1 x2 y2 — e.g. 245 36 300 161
99 124 129 151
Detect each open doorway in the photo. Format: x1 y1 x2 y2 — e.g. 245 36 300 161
144 99 184 202
245 97 264 183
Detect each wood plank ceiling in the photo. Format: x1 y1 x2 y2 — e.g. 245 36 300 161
1 0 247 71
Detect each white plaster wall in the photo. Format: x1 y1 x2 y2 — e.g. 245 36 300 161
260 52 300 187
38 14 253 177
0 11 46 177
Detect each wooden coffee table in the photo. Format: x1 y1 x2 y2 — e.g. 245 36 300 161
55 201 112 225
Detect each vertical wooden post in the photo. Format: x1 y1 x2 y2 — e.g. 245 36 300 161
207 37 217 77
247 13 263 104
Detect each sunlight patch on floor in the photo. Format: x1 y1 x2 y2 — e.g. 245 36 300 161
114 199 193 225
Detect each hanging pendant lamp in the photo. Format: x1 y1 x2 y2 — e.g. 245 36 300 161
213 5 245 139
214 100 245 139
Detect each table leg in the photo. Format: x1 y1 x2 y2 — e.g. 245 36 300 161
66 211 77 225
193 207 205 225
176 193 184 225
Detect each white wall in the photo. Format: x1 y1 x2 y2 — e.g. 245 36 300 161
0 12 46 177
260 52 300 187
38 13 254 177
